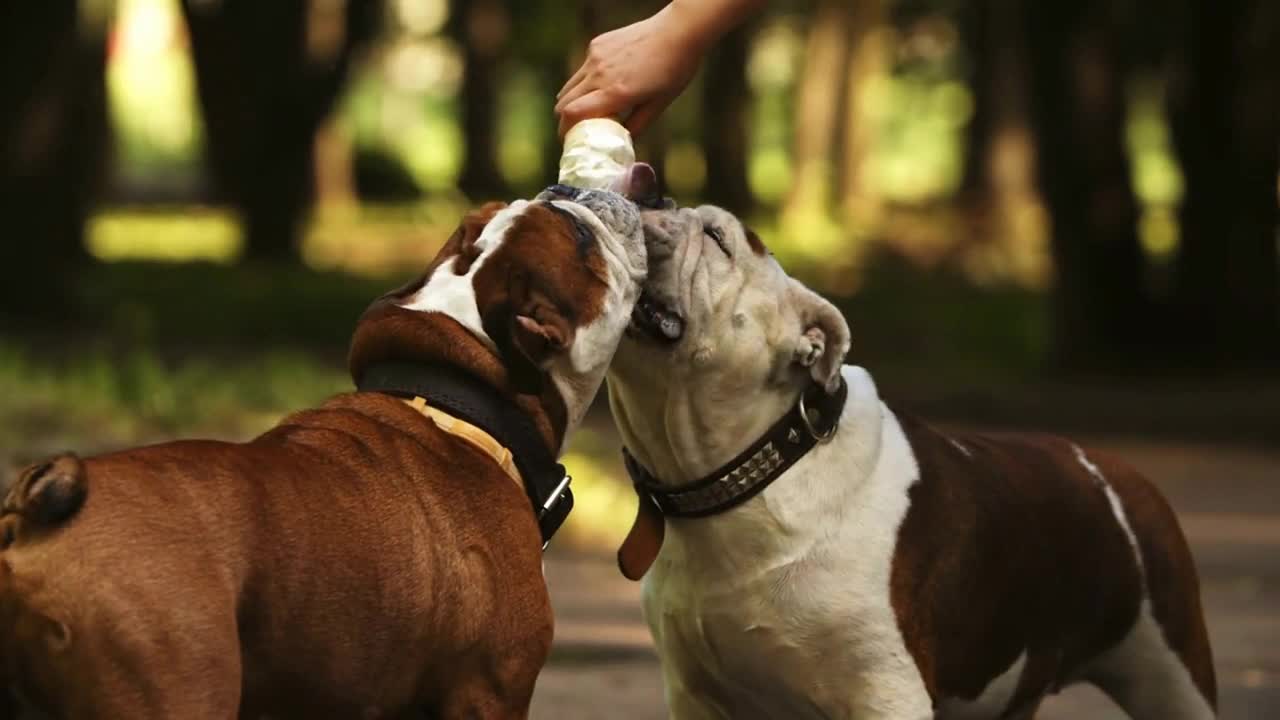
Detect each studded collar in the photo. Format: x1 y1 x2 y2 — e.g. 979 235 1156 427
622 377 848 519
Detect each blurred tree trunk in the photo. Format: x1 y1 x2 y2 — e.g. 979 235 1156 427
515 0 592 192
958 0 1040 276
1023 1 1146 371
786 0 852 216
0 0 107 322
182 0 379 263
450 0 511 202
959 0 1001 203
837 0 885 223
314 117 358 209
701 22 755 215
1166 0 1280 369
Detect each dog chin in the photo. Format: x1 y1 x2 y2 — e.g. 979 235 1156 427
627 289 684 344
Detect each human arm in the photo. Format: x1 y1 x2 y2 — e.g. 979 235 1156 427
555 0 766 137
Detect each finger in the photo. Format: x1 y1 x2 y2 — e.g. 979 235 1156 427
559 104 600 139
556 62 590 101
559 89 629 134
623 99 669 137
555 72 599 115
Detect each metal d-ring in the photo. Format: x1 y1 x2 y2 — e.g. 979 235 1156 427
798 390 838 443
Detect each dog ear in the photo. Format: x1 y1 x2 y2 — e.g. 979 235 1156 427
511 308 572 366
485 270 576 394
379 202 508 303
509 268 575 365
433 201 508 277
788 280 851 393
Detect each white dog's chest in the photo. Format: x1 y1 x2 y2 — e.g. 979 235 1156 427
646 567 928 719
641 368 934 719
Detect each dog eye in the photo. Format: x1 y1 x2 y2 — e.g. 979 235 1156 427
705 226 730 256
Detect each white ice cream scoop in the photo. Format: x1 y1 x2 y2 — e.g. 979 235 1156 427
557 118 636 190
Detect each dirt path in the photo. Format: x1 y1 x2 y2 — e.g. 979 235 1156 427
532 438 1280 719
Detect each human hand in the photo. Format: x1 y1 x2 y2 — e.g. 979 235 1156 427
555 4 710 138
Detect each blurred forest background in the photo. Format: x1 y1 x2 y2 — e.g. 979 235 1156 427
0 0 1277 546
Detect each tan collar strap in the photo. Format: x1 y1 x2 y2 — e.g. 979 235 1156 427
404 396 522 487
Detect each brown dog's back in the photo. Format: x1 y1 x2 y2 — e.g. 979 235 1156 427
1 392 551 717
890 413 1216 715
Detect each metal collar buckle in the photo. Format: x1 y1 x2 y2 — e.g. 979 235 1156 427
538 474 572 550
798 389 838 442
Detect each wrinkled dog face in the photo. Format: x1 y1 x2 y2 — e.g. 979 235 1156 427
615 204 850 394
395 187 648 386
351 168 660 403
524 185 650 380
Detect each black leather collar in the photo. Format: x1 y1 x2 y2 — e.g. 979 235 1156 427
623 377 847 518
356 361 573 548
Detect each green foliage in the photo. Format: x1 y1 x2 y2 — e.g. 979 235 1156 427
864 74 970 202
107 0 205 190
498 68 555 191
0 342 348 461
829 249 1048 380
74 260 390 350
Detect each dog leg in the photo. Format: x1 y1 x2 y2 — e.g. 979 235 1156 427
666 693 731 720
1081 453 1217 719
1082 604 1216 720
658 660 733 720
435 670 538 720
433 630 549 720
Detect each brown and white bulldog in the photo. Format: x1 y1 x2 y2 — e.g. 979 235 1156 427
608 203 1217 719
0 176 653 719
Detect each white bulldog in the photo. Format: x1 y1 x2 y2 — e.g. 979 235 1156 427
607 203 1217 719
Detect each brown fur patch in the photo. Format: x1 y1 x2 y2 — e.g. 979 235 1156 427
743 226 767 256
890 416 1146 708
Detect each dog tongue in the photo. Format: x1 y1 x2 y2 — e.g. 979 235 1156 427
635 292 684 342
658 311 683 340
610 163 661 207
